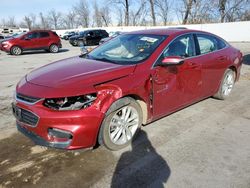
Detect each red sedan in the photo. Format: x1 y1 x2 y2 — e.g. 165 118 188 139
12 29 243 150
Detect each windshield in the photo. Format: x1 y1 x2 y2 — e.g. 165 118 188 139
88 34 167 65
79 31 85 36
13 33 26 38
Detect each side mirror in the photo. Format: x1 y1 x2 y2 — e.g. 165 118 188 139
24 37 30 40
160 56 184 66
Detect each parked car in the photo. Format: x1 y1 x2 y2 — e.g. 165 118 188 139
99 31 122 45
62 31 77 40
0 30 62 55
0 35 4 40
12 29 242 150
69 29 109 46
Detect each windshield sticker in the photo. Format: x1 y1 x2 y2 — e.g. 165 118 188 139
140 37 158 43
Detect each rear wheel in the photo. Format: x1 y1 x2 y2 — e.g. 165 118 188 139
10 46 22 55
213 69 235 100
49 44 59 53
98 97 142 150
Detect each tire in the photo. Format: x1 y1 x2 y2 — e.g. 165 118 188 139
213 68 235 100
49 44 59 53
98 97 142 151
10 46 22 55
72 40 78 46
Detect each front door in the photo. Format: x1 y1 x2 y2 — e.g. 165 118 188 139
152 34 202 118
20 32 39 50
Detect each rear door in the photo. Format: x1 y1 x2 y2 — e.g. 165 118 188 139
195 33 229 97
152 34 202 118
37 31 50 49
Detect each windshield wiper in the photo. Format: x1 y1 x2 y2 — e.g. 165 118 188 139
93 57 118 64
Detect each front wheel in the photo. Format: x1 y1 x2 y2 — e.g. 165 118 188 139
49 44 59 53
98 98 142 150
10 46 22 55
213 69 235 100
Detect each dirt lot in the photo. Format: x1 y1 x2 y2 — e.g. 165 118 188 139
0 41 250 188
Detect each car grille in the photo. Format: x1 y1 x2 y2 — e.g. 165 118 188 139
16 93 41 104
21 109 39 127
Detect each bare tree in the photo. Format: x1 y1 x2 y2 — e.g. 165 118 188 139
116 9 124 26
63 10 77 29
74 0 90 28
241 9 250 21
5 16 16 27
23 16 33 30
100 6 112 26
109 0 130 26
149 0 156 26
48 9 62 29
155 0 170 25
219 0 227 22
188 0 216 24
93 1 102 27
182 0 196 24
130 0 147 26
39 12 49 29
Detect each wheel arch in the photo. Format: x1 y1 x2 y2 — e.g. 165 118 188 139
123 94 148 125
10 45 23 54
95 94 148 148
228 65 237 81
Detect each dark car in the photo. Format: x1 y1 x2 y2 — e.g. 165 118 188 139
0 30 62 55
13 29 242 150
0 35 4 40
99 31 122 45
62 31 77 40
69 29 109 46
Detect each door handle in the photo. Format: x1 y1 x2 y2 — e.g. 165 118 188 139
188 62 199 69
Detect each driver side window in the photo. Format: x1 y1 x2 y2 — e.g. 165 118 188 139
27 32 38 39
163 34 195 58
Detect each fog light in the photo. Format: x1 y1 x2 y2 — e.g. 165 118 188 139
48 128 73 141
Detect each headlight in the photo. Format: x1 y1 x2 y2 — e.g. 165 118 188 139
43 93 97 111
2 41 9 45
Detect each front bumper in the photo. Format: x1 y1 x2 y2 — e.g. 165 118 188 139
17 123 71 149
0 44 10 52
13 99 105 150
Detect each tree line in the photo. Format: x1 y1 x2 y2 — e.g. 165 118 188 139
1 0 249 30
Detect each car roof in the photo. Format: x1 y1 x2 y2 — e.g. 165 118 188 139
29 30 54 33
129 28 206 36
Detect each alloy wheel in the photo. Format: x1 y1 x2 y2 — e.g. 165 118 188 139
108 106 139 145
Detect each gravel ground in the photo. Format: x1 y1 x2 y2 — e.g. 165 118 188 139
0 41 249 188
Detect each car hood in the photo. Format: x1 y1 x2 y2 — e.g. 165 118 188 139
0 38 13 43
26 56 135 89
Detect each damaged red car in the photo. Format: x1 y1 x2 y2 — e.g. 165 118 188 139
12 29 242 150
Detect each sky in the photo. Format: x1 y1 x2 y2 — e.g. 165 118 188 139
0 0 82 22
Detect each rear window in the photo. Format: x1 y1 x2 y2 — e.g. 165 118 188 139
197 34 218 55
216 38 227 49
52 32 59 37
39 32 49 38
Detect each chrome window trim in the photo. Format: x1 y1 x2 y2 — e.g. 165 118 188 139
152 31 230 68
